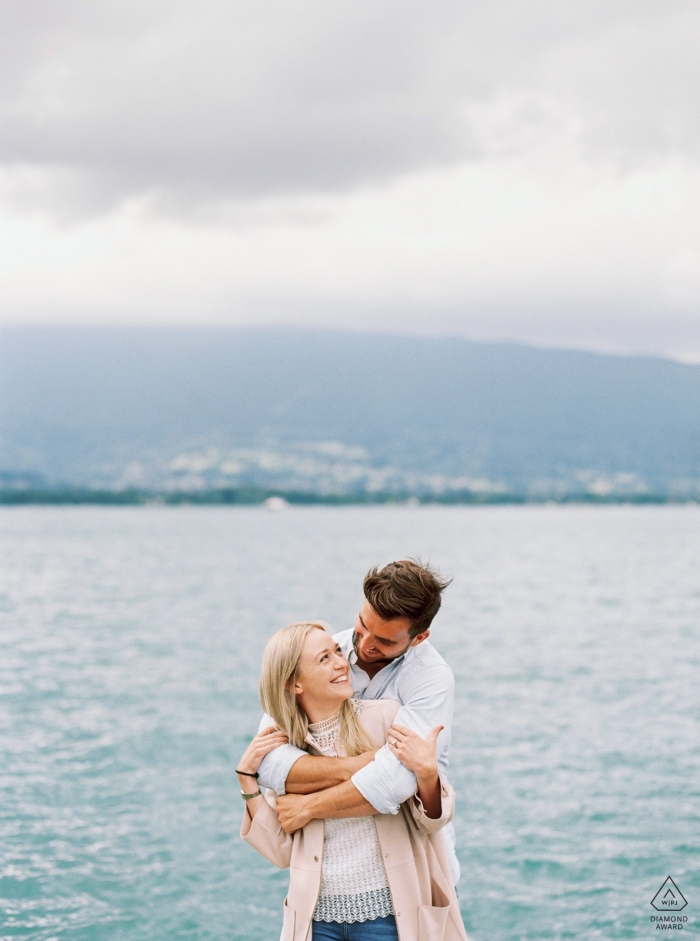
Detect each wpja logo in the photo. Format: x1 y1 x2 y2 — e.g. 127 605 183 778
650 877 689 931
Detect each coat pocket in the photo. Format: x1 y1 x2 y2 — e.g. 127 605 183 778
419 903 449 940
419 878 450 940
281 897 296 941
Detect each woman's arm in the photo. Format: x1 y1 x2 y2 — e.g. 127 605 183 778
386 724 444 819
237 726 295 868
237 726 289 819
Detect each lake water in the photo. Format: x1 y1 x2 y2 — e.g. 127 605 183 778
0 506 698 941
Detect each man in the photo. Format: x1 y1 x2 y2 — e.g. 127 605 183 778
256 558 460 884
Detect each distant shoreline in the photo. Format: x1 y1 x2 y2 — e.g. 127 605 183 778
0 487 687 506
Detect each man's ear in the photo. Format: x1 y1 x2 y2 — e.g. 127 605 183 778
409 630 430 648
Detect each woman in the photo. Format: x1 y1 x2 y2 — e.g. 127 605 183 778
237 621 467 941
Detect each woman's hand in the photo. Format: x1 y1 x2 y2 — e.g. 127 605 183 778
237 725 288 779
387 723 444 819
386 724 443 778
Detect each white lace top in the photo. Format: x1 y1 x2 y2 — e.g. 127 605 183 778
307 709 394 924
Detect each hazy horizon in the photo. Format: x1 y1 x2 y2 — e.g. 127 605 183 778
3 326 700 497
3 322 698 367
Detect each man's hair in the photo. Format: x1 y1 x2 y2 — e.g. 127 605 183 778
363 559 452 638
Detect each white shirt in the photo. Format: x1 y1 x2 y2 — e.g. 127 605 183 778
256 628 460 883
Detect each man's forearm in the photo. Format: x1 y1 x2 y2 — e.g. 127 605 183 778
306 778 377 819
275 778 378 833
284 753 374 794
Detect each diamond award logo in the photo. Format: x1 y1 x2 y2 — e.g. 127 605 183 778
651 877 688 912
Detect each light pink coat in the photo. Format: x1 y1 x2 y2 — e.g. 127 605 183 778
240 699 468 941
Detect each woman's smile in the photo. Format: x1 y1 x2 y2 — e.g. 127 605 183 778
293 630 354 721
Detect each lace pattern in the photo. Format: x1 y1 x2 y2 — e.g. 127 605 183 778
307 713 342 756
313 886 394 925
307 708 393 924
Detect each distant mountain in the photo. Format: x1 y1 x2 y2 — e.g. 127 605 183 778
2 326 700 497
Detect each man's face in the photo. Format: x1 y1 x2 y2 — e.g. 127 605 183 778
352 600 429 667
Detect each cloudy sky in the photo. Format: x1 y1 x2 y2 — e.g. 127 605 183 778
1 0 699 358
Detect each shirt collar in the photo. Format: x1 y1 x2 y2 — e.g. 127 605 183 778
348 646 408 674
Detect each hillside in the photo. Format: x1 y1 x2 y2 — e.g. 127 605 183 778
2 327 700 498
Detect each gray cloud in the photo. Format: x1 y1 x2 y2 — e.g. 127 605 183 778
1 0 699 215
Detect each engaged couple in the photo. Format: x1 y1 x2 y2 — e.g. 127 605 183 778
237 560 468 941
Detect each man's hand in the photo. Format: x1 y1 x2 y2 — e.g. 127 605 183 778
277 779 377 832
276 793 314 834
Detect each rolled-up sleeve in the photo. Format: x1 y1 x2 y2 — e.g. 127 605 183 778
352 744 417 813
351 663 455 814
254 713 306 795
409 777 455 833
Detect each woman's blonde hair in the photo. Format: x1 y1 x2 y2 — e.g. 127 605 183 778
259 622 376 757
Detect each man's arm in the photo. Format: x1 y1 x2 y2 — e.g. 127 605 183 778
276 779 377 834
255 712 377 793
283 751 376 794
351 663 455 815
280 663 455 822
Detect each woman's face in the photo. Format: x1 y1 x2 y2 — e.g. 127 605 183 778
293 629 353 711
